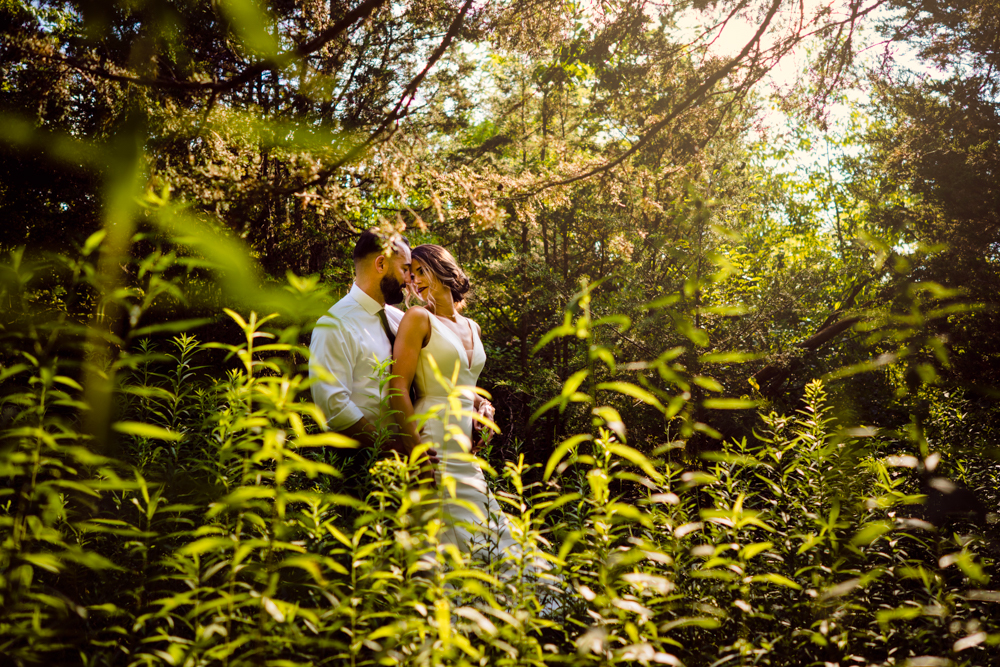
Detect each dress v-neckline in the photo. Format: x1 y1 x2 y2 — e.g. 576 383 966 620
433 314 476 369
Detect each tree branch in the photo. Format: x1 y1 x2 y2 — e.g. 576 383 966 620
521 0 786 196
42 0 387 94
299 0 476 190
511 0 891 199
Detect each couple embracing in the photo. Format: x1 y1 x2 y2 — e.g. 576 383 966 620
308 230 522 561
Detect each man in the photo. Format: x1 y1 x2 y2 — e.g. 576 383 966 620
309 229 421 453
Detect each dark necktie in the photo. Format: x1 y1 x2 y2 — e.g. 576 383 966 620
379 308 417 402
377 309 395 348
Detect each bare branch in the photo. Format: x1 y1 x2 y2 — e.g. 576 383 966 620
523 0 787 195
301 0 477 190
513 0 891 199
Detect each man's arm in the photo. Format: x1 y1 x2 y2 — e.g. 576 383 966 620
339 415 379 449
309 316 367 435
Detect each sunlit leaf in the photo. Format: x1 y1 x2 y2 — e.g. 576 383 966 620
749 573 802 590
850 521 892 546
112 422 183 441
702 398 759 410
596 382 665 411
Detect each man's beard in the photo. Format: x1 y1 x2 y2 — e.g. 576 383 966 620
381 274 405 305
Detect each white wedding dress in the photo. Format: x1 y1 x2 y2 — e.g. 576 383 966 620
412 315 520 561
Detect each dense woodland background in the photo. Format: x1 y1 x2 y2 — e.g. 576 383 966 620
3 0 1000 665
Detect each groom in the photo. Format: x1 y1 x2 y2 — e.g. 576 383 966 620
310 230 429 458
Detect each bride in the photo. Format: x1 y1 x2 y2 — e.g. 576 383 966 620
387 244 520 562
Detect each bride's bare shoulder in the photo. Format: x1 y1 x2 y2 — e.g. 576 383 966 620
401 305 431 324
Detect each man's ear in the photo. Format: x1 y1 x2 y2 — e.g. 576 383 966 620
373 254 386 275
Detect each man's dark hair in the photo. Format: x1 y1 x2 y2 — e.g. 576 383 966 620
353 229 409 264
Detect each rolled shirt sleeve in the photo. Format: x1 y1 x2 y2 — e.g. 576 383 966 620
309 315 366 431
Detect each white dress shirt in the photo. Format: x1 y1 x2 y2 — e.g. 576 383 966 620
309 283 403 431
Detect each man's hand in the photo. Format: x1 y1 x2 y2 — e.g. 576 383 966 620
342 416 379 449
471 399 495 455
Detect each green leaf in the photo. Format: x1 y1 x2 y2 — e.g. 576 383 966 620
606 443 664 483
60 548 121 570
696 304 749 316
120 386 176 401
851 521 892 546
532 313 575 353
659 617 722 632
21 552 63 573
563 369 589 397
797 533 823 554
82 230 107 256
112 422 182 441
643 293 680 310
823 353 897 381
677 319 709 347
0 114 105 168
606 502 654 527
591 346 616 373
592 314 631 330
876 605 922 627
177 537 234 556
740 542 773 560
699 351 763 364
49 479 102 497
700 451 762 466
693 376 723 392
54 375 83 391
702 398 759 410
749 573 802 589
530 369 591 423
295 432 358 448
596 382 665 411
593 406 626 442
0 363 31 382
210 487 276 514
537 492 583 518
940 551 989 585
544 434 591 480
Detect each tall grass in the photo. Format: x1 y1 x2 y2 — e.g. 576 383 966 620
2 245 998 666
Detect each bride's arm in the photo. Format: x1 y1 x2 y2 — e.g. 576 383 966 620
468 319 493 417
388 307 431 456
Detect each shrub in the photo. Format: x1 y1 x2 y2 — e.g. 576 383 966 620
2 246 999 666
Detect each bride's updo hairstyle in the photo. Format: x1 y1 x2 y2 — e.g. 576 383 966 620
410 244 472 312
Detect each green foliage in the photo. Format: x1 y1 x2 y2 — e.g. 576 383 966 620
4 244 1000 666
4 1 1000 665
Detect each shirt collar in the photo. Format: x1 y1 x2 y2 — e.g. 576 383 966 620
349 283 384 316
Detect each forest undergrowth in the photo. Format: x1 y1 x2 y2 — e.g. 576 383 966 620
2 244 999 667
5 0 1000 663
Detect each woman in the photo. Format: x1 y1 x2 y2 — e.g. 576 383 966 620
388 244 517 561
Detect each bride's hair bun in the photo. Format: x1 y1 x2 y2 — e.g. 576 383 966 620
451 275 472 302
410 244 473 310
